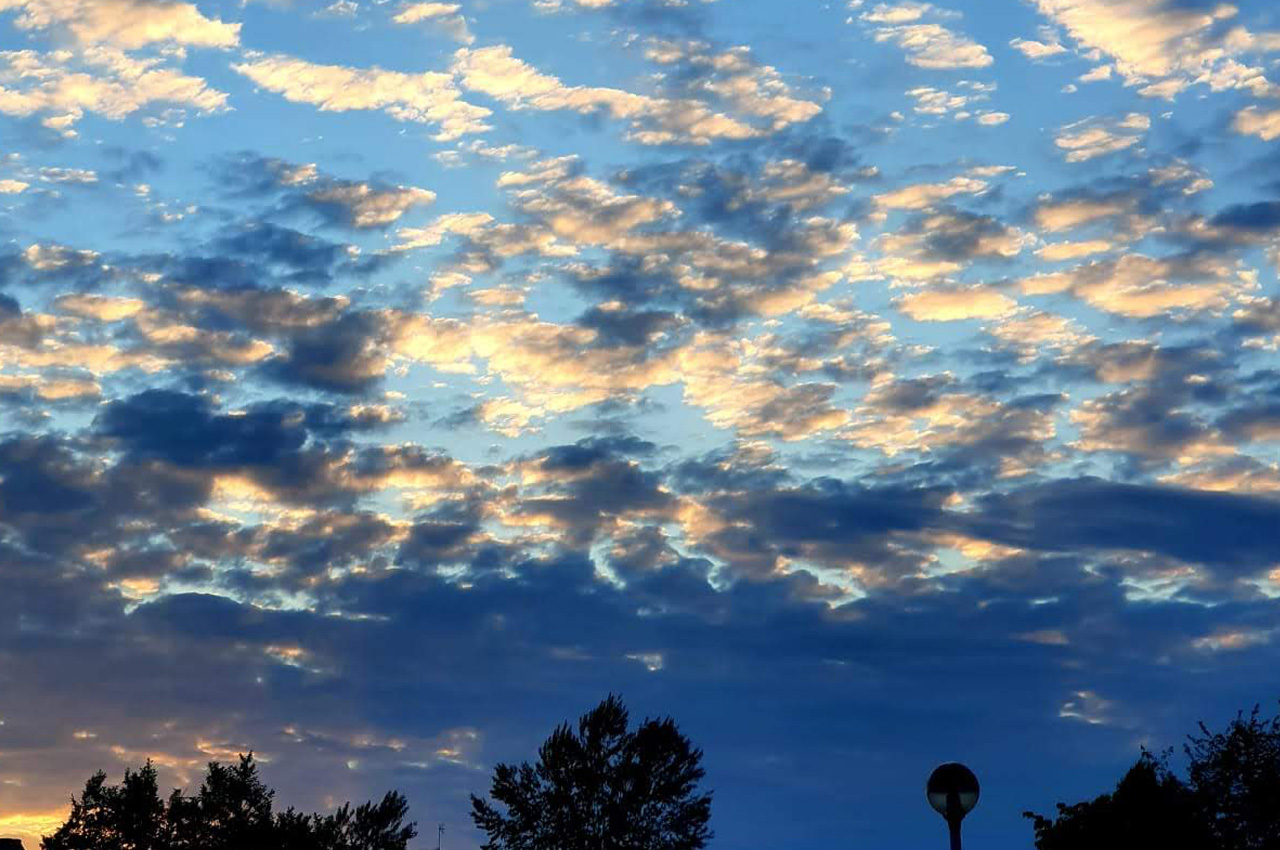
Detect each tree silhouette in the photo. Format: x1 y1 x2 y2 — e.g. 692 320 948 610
470 694 712 850
43 762 166 850
175 755 276 850
41 754 416 850
1185 705 1280 850
1022 750 1212 850
1025 700 1280 850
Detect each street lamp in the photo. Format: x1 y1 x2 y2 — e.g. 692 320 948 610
926 762 979 850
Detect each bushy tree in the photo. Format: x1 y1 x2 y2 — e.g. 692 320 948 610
1025 700 1280 850
44 762 166 850
470 694 712 850
1023 750 1212 850
1185 705 1280 850
41 754 416 850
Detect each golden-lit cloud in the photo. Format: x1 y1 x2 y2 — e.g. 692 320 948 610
233 53 492 140
860 3 994 69
1054 112 1149 162
0 0 240 48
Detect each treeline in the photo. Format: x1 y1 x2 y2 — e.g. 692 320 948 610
27 695 1280 850
1025 702 1280 849
41 755 414 850
35 695 712 850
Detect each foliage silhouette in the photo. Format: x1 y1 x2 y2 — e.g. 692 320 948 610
41 754 415 850
1025 701 1280 850
470 694 712 850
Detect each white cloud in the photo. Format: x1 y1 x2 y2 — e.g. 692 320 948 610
0 0 239 48
905 81 1006 125
859 1 938 24
1020 252 1251 318
394 211 496 250
642 38 823 131
897 287 1019 321
39 166 97 184
452 45 763 145
1034 195 1134 231
1077 64 1112 83
873 23 993 68
391 2 472 43
232 53 491 140
1030 0 1280 98
308 183 436 228
1233 105 1280 141
860 3 992 69
1009 36 1067 60
873 174 988 209
0 47 229 131
315 0 358 17
1054 112 1149 162
393 2 459 22
1036 239 1113 261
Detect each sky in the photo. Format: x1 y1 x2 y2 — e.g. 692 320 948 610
1 0 1280 847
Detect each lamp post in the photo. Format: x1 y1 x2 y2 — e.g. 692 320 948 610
926 762 979 850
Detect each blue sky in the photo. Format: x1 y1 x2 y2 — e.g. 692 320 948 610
2 0 1280 847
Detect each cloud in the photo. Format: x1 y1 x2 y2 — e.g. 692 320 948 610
0 0 240 48
1028 0 1280 98
859 2 993 69
1033 192 1136 231
640 38 824 131
873 174 989 210
0 46 229 131
1020 252 1250 318
1009 34 1067 60
1232 105 1280 141
1036 239 1114 261
897 286 1020 321
223 154 436 228
6 3 1280 848
1054 112 1150 162
904 81 1008 125
453 45 763 145
391 2 472 43
261 310 393 394
392 1 458 22
966 477 1280 575
232 53 492 140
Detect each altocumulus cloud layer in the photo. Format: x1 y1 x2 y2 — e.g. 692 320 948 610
1 0 1280 847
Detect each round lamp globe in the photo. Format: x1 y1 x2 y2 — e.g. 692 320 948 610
926 762 980 820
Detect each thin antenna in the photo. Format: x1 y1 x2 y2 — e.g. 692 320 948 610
437 822 445 850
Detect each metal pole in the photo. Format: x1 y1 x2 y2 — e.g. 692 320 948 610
945 788 963 850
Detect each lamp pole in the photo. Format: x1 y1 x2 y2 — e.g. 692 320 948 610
926 763 979 850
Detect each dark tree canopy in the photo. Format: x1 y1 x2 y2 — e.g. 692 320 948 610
41 754 416 850
1025 701 1280 850
470 694 713 850
1185 704 1280 850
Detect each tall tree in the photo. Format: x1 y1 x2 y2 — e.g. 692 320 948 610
180 754 276 850
470 694 712 850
